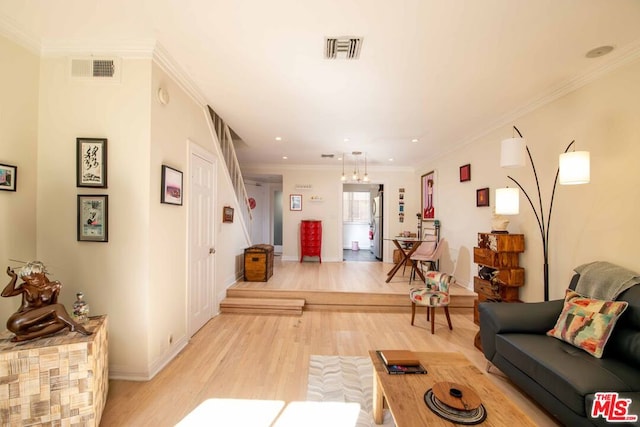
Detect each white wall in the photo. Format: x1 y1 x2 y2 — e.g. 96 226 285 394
241 166 418 263
0 36 39 317
415 58 640 302
36 56 153 377
1 40 250 379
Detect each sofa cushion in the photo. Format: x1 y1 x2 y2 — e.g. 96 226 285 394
547 289 628 358
608 284 640 365
495 333 640 416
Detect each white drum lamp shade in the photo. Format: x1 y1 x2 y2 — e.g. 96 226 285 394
559 151 590 185
495 188 520 215
500 137 526 168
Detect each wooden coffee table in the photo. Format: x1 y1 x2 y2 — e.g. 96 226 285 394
369 351 536 426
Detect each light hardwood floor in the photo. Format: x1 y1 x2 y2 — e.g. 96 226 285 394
100 259 560 426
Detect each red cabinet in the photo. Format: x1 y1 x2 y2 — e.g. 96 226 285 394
300 220 322 263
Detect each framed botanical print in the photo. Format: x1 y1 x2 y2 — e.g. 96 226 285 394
77 138 107 188
421 171 436 220
77 195 108 242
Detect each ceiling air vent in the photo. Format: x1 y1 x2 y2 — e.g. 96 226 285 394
70 57 121 81
321 154 335 158
325 37 362 59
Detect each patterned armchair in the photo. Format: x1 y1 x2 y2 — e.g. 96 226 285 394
410 271 455 334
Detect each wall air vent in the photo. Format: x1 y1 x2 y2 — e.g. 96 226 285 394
325 37 362 59
70 57 121 82
321 154 335 158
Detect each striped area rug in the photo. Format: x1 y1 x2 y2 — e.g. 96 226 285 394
306 355 395 427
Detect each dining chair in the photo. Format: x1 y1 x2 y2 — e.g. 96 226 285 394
409 271 455 334
408 238 446 283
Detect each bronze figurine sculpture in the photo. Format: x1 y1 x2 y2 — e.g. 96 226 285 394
2 261 91 342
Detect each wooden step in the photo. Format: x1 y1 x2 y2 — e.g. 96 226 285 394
220 297 305 315
226 285 475 312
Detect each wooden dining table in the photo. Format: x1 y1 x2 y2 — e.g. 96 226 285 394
385 237 427 283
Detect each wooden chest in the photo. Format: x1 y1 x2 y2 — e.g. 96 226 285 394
244 244 274 281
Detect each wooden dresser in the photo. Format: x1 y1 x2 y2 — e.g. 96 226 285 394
473 232 525 350
300 220 322 262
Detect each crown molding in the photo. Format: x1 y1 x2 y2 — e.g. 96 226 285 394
425 39 640 169
0 13 41 55
241 162 415 174
39 38 156 58
491 39 640 130
152 42 207 106
0 13 210 108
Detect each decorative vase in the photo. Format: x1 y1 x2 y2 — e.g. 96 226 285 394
73 292 90 323
491 214 510 233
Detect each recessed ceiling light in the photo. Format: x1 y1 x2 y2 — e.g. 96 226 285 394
388 158 394 162
275 136 282 141
411 138 419 143
343 138 350 142
282 156 288 160
585 45 614 58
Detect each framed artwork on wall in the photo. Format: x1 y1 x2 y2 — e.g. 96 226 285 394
459 164 471 182
476 187 490 207
290 194 302 211
0 163 17 191
421 170 436 220
161 165 183 205
223 206 234 223
77 195 108 242
77 138 107 188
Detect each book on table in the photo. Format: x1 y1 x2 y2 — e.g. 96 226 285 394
376 350 427 375
377 350 420 366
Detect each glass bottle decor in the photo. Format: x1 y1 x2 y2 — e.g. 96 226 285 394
73 292 90 323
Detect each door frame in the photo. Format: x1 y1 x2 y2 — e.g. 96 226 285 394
187 141 217 337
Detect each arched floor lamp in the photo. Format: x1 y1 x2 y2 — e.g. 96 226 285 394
495 126 590 301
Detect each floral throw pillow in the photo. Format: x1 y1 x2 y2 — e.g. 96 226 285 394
547 289 628 358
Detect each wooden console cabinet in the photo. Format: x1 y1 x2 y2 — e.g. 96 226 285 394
473 233 525 350
300 220 322 262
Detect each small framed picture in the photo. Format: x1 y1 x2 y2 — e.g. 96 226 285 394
290 194 302 211
0 163 17 192
77 195 108 242
77 138 107 188
421 171 436 220
161 165 183 205
476 187 490 207
460 164 471 182
223 206 234 223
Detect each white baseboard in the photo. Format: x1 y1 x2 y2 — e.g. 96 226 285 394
109 335 189 381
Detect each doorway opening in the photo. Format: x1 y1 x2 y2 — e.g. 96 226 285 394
244 174 283 254
342 183 383 262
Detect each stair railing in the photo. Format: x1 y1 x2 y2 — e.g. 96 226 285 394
207 106 253 231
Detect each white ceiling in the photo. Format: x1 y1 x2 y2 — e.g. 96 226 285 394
2 0 640 170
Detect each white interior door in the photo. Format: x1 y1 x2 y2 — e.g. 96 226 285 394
188 147 216 337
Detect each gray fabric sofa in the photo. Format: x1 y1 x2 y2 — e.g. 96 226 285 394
479 272 640 426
